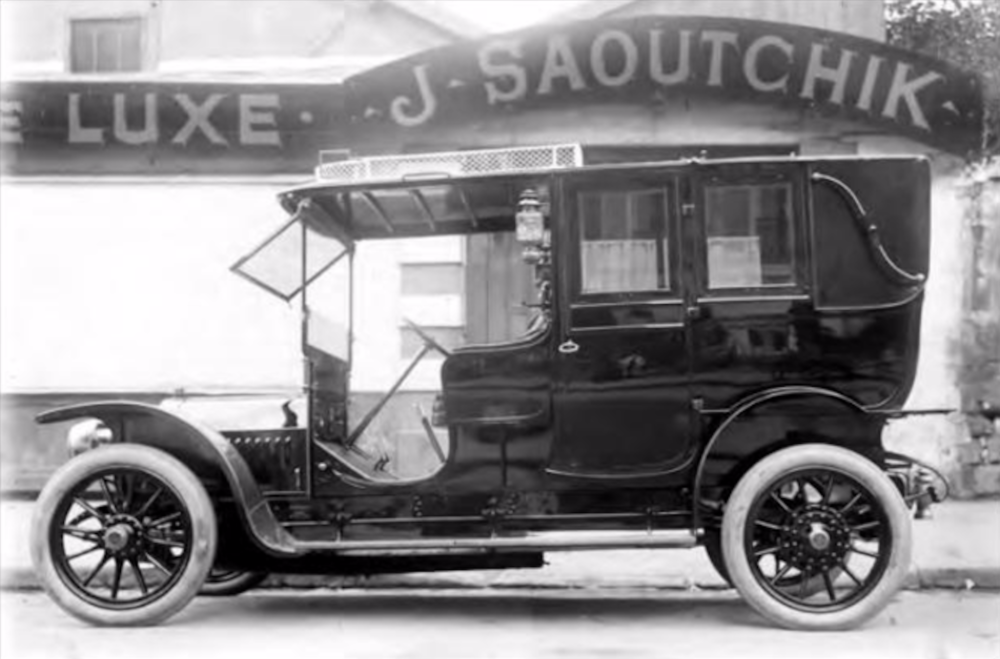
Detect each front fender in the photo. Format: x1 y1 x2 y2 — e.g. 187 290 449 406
37 401 299 556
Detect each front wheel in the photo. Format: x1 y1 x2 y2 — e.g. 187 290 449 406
722 444 912 631
30 444 217 626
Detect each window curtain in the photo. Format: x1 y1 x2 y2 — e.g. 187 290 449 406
581 240 658 293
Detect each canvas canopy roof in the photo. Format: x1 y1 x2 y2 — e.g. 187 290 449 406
231 144 582 299
276 144 582 243
278 172 552 244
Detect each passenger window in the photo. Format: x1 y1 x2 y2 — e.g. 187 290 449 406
704 183 794 289
579 188 671 294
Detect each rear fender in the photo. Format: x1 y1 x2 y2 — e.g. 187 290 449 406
37 401 298 556
693 386 884 503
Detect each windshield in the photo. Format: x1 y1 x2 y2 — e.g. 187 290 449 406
231 213 348 301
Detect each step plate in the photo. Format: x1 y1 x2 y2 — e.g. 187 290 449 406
290 530 698 556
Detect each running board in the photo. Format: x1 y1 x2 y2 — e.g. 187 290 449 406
288 530 698 556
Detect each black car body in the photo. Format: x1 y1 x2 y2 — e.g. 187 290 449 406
30 145 945 629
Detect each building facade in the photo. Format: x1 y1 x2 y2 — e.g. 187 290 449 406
2 0 996 494
1 0 483 488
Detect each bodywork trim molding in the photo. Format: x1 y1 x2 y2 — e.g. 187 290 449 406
810 171 926 287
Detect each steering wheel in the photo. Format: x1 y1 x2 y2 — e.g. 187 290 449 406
402 317 452 357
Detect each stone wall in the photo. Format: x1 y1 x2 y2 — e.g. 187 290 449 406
955 162 1000 496
882 161 1000 499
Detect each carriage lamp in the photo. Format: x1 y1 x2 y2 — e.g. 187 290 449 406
516 188 545 245
67 419 114 456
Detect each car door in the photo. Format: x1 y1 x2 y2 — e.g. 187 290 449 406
549 169 694 477
686 162 812 410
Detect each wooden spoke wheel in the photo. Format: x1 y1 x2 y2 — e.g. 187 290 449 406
31 444 217 626
722 444 911 631
703 528 844 595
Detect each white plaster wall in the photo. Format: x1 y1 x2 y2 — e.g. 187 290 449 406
883 166 970 476
0 179 453 395
0 180 301 392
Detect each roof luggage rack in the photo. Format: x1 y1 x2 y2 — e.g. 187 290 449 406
315 144 583 184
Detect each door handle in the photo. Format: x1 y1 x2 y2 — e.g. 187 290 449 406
686 305 702 319
558 339 580 354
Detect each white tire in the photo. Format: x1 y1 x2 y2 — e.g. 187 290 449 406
31 444 217 626
722 444 912 631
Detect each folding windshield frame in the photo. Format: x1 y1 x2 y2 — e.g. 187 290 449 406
230 200 353 303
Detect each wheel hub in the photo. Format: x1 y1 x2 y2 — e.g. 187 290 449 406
103 524 132 552
808 523 831 551
102 514 144 555
782 506 851 573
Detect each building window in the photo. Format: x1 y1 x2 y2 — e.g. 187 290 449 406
704 183 795 289
399 262 465 358
70 18 143 73
579 188 671 294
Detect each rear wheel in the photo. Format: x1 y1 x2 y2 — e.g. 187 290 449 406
722 444 911 631
703 529 731 584
30 444 217 626
703 527 844 594
200 569 268 596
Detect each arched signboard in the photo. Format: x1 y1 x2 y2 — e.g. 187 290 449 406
0 82 345 175
345 15 983 156
0 16 984 174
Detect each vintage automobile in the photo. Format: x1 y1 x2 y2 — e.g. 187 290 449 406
30 144 948 630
